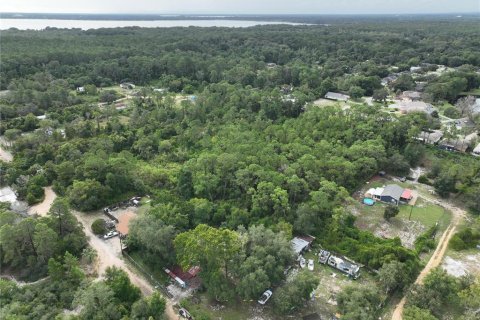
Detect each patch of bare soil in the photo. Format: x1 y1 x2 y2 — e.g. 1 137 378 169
374 220 425 249
442 254 480 277
0 137 13 162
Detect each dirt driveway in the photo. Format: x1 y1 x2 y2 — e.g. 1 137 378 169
74 210 179 320
391 192 466 320
28 187 57 216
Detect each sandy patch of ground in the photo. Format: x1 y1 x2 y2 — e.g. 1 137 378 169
116 210 137 235
0 186 28 213
374 219 425 249
28 186 57 216
0 146 13 162
0 136 13 163
442 254 480 277
0 186 17 203
442 256 468 277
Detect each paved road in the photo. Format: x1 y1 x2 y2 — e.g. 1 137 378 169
391 190 466 320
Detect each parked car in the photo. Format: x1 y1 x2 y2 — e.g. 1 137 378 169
258 289 273 305
103 230 119 239
308 259 314 271
299 256 306 268
179 308 193 319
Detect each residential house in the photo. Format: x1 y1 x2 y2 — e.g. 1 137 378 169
76 86 85 93
381 75 398 86
379 184 404 205
378 184 413 205
266 62 277 68
410 66 422 73
416 130 443 145
120 82 135 89
389 101 435 115
439 133 477 153
401 91 422 101
325 92 350 102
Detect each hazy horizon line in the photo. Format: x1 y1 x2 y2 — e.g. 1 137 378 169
2 11 479 16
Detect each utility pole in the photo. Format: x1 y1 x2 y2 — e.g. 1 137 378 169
409 204 414 221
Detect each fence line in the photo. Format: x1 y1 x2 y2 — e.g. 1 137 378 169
123 251 173 298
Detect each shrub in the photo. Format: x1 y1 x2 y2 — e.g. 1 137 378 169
414 225 437 253
418 175 430 185
91 219 107 235
384 205 400 221
443 106 461 119
450 228 480 251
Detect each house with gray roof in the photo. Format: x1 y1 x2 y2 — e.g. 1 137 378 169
325 92 350 102
380 184 404 205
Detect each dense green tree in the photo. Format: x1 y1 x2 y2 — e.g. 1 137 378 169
130 292 166 320
404 306 438 320
74 282 123 320
104 266 141 309
272 271 319 314
337 284 382 320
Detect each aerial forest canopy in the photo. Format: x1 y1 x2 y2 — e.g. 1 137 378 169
0 16 480 319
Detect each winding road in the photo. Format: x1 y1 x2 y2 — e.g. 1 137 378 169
74 210 179 320
391 192 467 320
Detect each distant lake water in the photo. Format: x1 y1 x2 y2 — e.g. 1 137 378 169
0 19 309 30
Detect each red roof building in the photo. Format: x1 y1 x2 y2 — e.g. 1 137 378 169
401 189 413 200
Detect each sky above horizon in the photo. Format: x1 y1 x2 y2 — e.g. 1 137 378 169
1 0 479 15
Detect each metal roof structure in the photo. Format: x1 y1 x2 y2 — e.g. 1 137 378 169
381 184 404 201
291 237 310 255
325 92 350 101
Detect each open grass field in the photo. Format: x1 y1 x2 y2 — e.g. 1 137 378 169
353 196 451 250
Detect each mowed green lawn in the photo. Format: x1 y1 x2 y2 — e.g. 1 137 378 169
397 198 450 229
354 198 451 234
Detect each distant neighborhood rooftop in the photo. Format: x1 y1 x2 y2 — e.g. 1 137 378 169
389 101 435 114
325 92 350 102
417 130 443 145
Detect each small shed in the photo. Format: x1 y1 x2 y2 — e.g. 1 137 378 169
401 189 413 201
291 236 315 256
